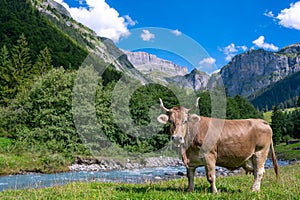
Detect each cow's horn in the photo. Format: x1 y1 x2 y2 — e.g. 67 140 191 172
159 98 170 112
188 97 200 112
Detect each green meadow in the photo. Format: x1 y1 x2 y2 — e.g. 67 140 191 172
1 164 299 200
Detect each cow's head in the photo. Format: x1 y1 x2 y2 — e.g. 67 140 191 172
157 98 201 146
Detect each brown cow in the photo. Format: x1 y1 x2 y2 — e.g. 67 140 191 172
157 98 279 193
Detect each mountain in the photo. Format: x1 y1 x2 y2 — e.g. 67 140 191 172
166 69 210 90
0 0 88 69
220 45 300 98
126 44 300 106
3 0 300 110
159 44 300 109
0 0 145 83
125 51 188 83
36 0 150 83
32 0 300 105
32 0 135 71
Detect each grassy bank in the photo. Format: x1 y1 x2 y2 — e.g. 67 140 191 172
1 142 299 176
0 137 74 176
0 152 71 175
0 164 299 199
275 142 300 160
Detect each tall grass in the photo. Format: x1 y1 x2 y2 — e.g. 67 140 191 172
1 165 299 199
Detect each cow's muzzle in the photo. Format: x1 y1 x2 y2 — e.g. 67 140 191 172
171 135 184 146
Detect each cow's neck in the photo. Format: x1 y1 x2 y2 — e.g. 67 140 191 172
183 117 211 151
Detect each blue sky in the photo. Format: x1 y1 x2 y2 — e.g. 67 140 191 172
55 0 300 73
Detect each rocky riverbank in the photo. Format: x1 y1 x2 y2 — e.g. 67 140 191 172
68 156 243 178
69 156 183 171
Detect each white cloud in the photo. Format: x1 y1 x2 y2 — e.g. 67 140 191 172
124 15 137 26
252 36 279 51
198 57 216 70
264 10 274 18
140 30 155 41
53 0 136 42
199 57 216 65
265 2 300 30
276 1 300 30
220 43 248 61
171 29 182 36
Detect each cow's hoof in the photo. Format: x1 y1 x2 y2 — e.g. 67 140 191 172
250 187 260 192
212 189 218 194
187 188 194 193
211 187 218 194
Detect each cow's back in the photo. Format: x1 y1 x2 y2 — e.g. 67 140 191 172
188 117 272 170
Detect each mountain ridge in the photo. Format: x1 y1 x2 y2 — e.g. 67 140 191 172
30 0 149 83
4 0 300 110
220 46 300 98
125 51 188 77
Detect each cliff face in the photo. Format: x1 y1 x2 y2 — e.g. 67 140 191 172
125 44 300 96
169 69 210 90
164 44 300 98
220 46 300 98
125 51 188 78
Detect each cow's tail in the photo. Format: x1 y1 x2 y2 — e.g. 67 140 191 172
270 140 280 180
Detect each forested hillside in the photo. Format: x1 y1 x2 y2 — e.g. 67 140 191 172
251 70 300 110
0 0 87 68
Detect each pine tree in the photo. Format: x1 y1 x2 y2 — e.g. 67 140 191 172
293 96 300 138
271 106 284 144
11 34 32 90
33 47 53 76
0 45 15 106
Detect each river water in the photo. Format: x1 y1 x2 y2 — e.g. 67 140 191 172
0 159 289 192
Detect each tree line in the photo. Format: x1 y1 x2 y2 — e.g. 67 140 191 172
271 98 300 145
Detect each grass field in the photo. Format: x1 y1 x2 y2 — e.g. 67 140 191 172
275 142 300 160
263 111 273 123
263 108 296 123
1 164 299 200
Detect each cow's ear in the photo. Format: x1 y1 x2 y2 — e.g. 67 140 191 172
189 114 201 123
157 114 169 124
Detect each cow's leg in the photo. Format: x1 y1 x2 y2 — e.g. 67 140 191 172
205 159 217 193
187 167 195 192
251 150 268 192
181 147 189 168
182 153 189 168
242 159 254 175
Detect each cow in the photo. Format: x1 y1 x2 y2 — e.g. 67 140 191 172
157 98 280 193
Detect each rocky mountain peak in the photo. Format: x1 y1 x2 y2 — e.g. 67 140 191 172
220 47 300 98
125 51 188 78
278 43 300 54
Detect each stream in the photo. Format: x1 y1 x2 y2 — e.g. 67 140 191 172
0 159 289 192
